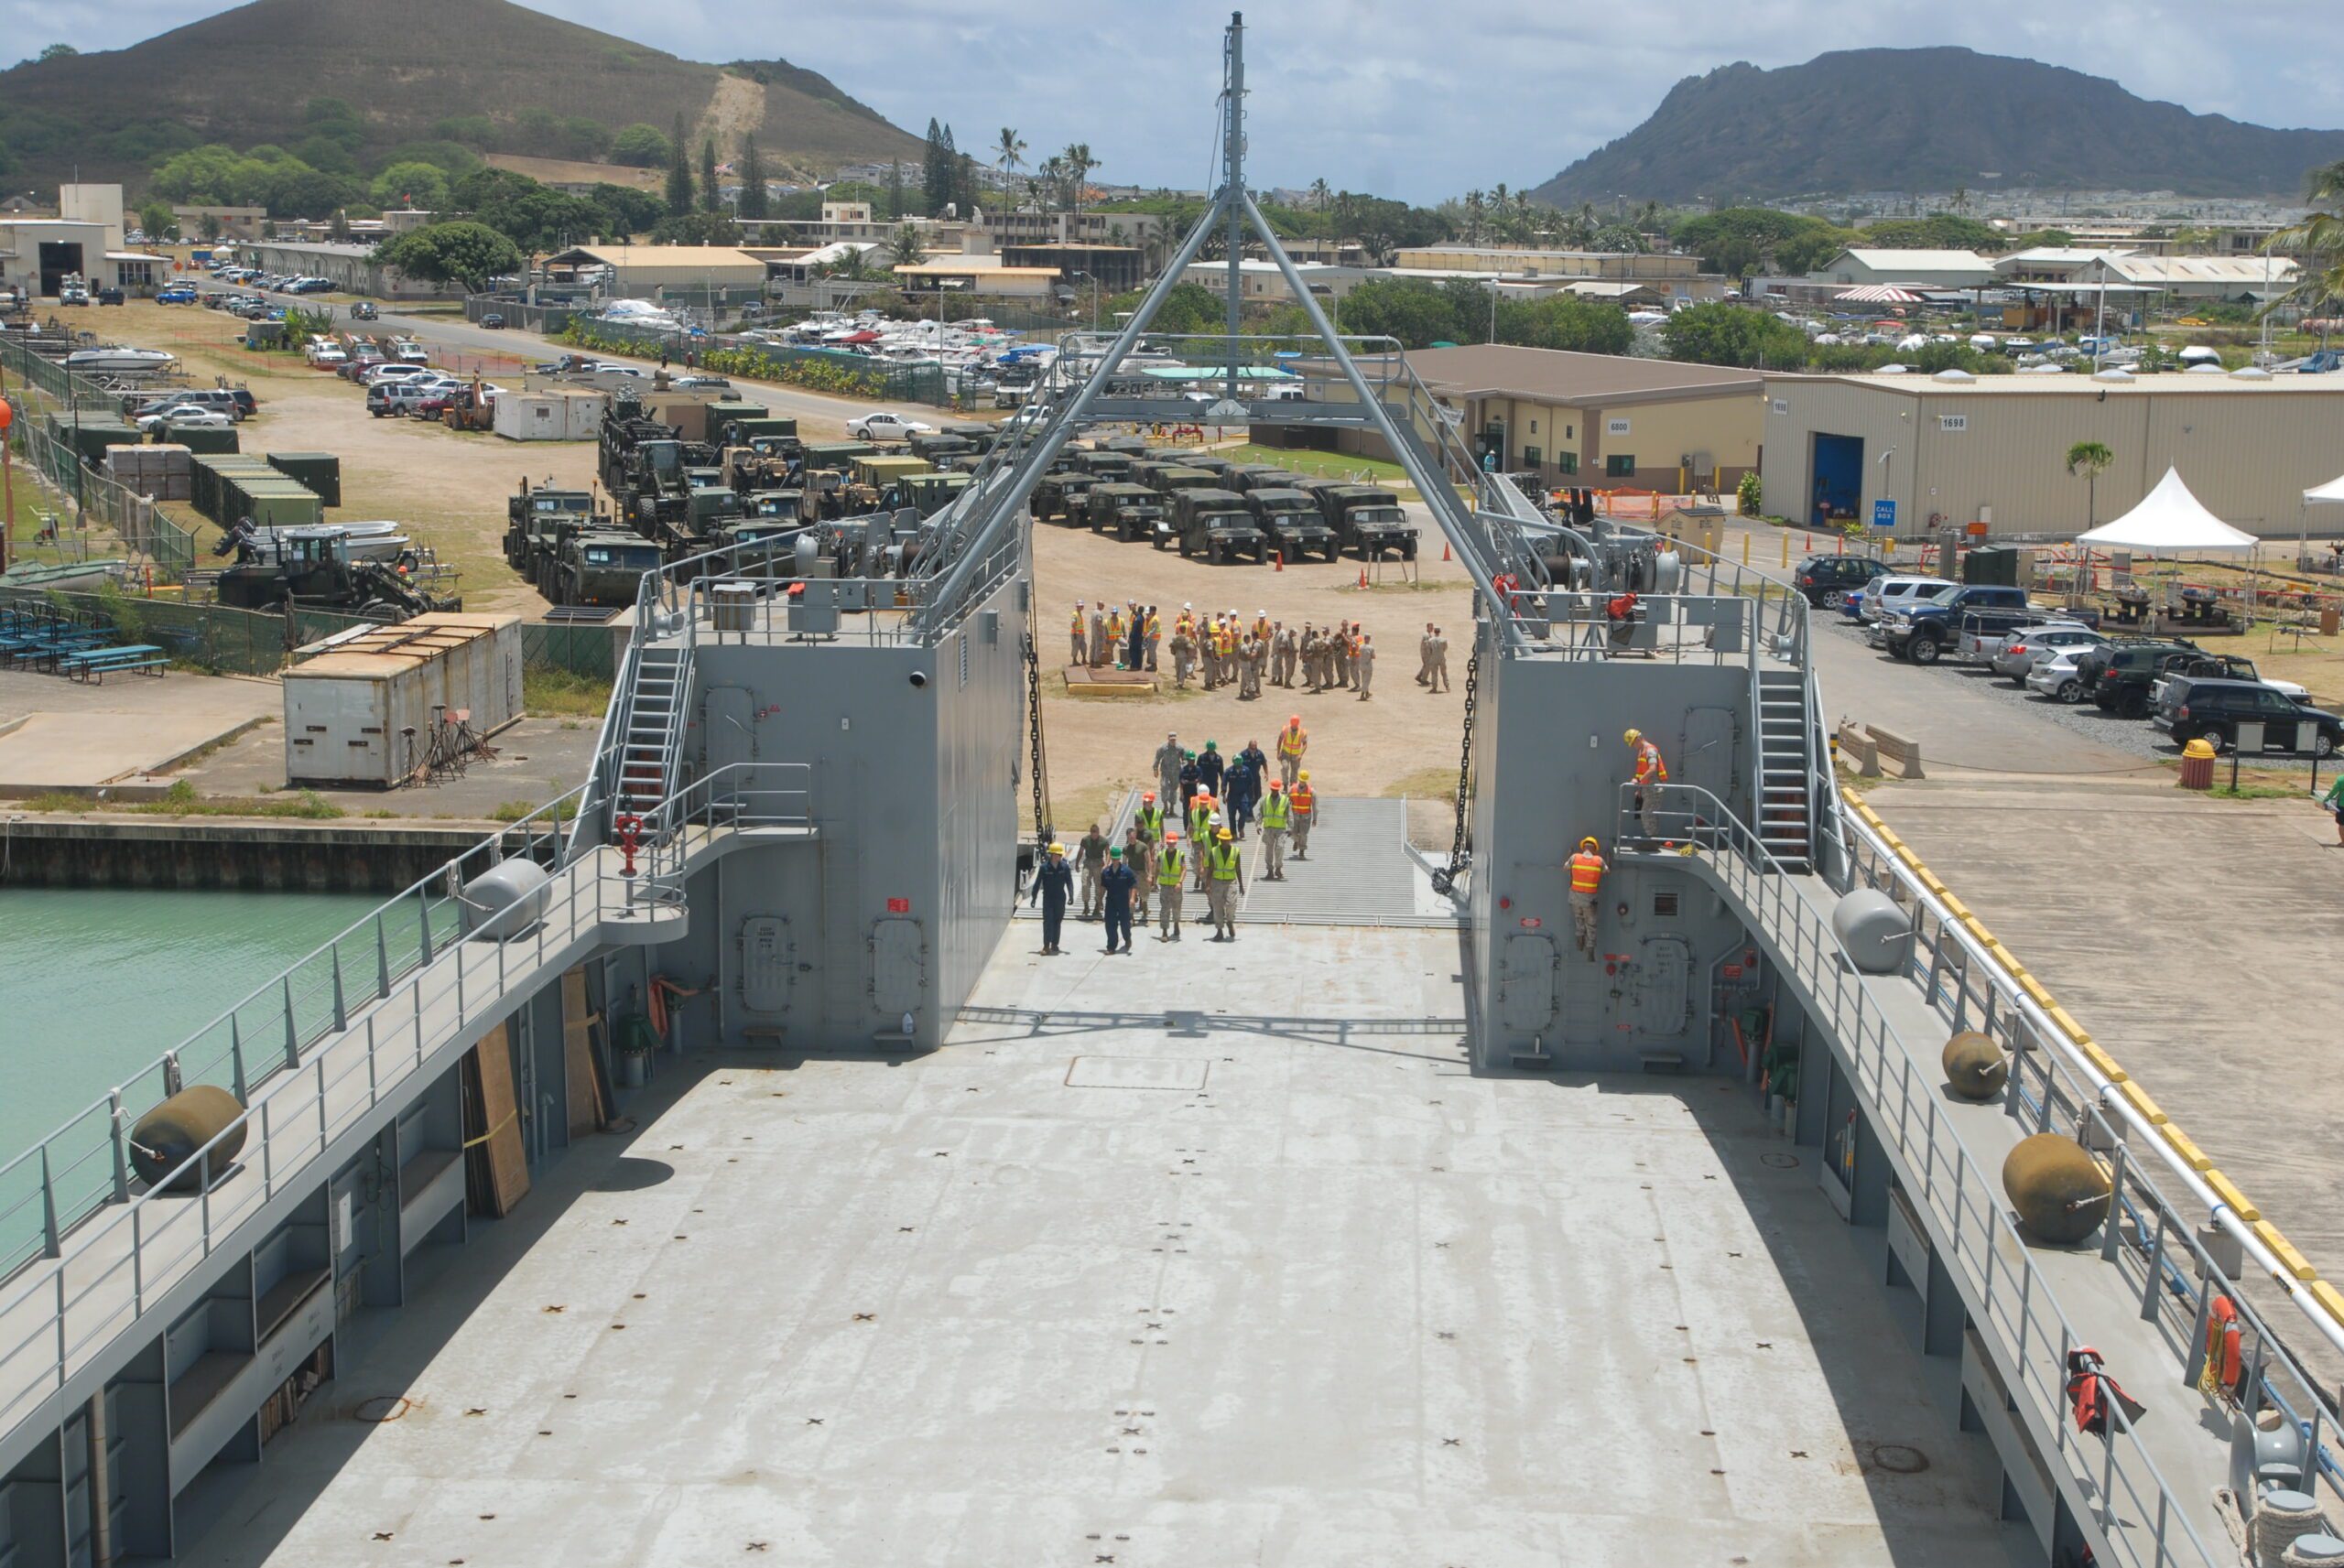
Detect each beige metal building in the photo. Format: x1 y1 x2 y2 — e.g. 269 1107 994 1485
1760 370 2344 539
1287 345 1763 494
541 245 772 299
1808 248 1998 289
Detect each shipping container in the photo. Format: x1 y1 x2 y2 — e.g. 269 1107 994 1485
282 613 524 787
266 452 342 508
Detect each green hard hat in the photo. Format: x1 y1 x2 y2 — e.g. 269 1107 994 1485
1109 846 1123 858
1205 740 1219 750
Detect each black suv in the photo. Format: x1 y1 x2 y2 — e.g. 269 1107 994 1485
1795 555 1891 608
2078 641 2198 719
2154 677 2341 757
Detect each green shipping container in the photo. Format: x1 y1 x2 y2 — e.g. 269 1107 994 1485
266 452 342 508
719 417 798 446
172 422 241 456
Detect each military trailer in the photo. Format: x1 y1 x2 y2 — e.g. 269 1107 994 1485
905 431 977 469
1309 481 1416 560
1172 488 1267 563
1070 449 1135 484
1136 462 1221 501
1246 487 1340 561
892 471 973 519
799 440 875 473
1086 482 1170 544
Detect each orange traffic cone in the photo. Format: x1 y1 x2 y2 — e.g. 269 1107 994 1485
1357 567 1368 589
1274 551 1283 571
1441 541 1450 561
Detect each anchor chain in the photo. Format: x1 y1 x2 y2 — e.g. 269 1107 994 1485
1432 642 1481 896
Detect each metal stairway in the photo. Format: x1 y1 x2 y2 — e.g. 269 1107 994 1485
616 643 689 825
1754 666 1813 871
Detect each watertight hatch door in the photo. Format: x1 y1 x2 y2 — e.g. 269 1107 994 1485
1497 932 1559 1033
739 916 794 1016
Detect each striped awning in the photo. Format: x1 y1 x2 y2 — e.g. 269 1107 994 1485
1835 284 1924 304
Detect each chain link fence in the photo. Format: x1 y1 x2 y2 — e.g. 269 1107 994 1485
559 319 954 407
2 337 202 580
520 621 618 680
0 585 379 676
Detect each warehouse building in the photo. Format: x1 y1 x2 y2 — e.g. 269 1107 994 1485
1280 344 1763 494
540 244 773 302
1807 248 2000 290
1760 369 2344 540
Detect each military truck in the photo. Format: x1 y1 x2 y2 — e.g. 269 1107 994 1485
599 394 692 544
906 431 978 470
1309 481 1416 560
1070 449 1135 484
1184 453 1239 485
892 471 973 519
739 490 807 524
1246 488 1340 561
547 531 663 609
1172 488 1267 563
1229 464 1304 492
1136 462 1221 502
725 437 805 494
1086 482 1169 544
1033 470 1097 524
504 481 595 570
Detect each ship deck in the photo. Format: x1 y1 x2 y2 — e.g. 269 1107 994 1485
189 925 2027 1567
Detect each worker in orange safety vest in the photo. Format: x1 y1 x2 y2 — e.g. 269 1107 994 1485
1626 728 1668 845
1568 836 1607 957
1289 773 1317 860
1275 717 1307 789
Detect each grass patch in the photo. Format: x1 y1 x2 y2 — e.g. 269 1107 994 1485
2206 783 2317 800
16 780 344 818
489 796 577 824
525 665 613 717
1221 443 1421 495
1382 764 1460 799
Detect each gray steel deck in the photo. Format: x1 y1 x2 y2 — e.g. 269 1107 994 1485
180 926 2024 1568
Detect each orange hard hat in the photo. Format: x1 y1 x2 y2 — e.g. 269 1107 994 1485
1268 779 1282 790
1163 830 1179 843
1143 790 1156 801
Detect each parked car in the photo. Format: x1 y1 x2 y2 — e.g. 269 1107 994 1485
478 313 505 330
1793 554 1891 609
1990 625 2107 685
2154 677 2342 757
350 301 379 321
2077 641 2201 719
849 411 933 443
1861 576 1955 624
2150 653 2306 706
59 282 89 305
2024 647 2100 704
364 363 430 387
157 285 197 305
137 406 231 431
1874 584 2031 664
96 287 125 306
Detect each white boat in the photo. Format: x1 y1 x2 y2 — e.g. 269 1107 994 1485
63 346 178 373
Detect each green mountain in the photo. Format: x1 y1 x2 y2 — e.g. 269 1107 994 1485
0 0 924 188
1532 48 2344 206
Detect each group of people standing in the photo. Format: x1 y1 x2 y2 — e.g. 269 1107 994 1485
1070 600 1161 673
1167 606 1378 701
1028 719 1321 953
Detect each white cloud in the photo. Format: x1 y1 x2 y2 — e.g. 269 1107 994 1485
4 0 2331 202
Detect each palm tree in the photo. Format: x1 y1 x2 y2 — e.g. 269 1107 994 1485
888 222 927 268
2272 162 2344 310
995 127 1026 183
1309 178 1332 212
1035 155 1065 217
1462 189 1486 244
2066 440 2114 527
1060 143 1097 221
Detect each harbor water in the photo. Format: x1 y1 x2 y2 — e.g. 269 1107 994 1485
0 888 378 1163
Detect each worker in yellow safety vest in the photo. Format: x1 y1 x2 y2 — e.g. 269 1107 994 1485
1289 773 1317 860
1106 607 1126 665
1135 792 1164 842
1275 716 1307 789
1070 602 1089 665
1626 728 1668 845
1259 778 1292 880
1568 836 1607 957
1143 610 1162 672
1156 830 1186 940
1207 827 1245 940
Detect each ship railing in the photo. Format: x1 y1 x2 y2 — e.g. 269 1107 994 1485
1494 589 1759 667
0 762 809 1437
1835 798 2344 1525
1613 781 2251 1567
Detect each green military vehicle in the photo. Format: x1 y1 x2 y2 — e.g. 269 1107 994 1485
504 481 595 571
1070 449 1135 484
939 422 999 456
1086 482 1170 544
891 471 973 519
1135 461 1221 502
687 469 744 534
800 440 875 473
1034 470 1097 524
1229 464 1303 492
1246 488 1340 561
1308 481 1416 560
906 430 978 469
1172 488 1267 563
1184 453 1238 484
547 531 664 609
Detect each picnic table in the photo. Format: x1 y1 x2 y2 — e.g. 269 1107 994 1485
60 643 168 683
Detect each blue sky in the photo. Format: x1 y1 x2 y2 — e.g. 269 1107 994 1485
6 0 2335 203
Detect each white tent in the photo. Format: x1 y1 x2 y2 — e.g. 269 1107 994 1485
2304 473 2344 505
2076 467 2258 550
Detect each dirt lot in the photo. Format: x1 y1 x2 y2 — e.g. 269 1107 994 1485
1026 511 1479 832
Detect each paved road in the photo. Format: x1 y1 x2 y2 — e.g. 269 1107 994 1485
372 305 922 433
